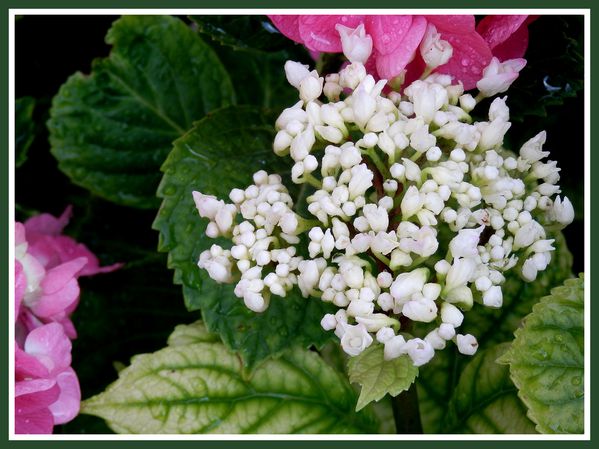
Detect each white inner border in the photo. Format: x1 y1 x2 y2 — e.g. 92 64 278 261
8 8 591 441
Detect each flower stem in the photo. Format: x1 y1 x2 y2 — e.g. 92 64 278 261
391 382 423 434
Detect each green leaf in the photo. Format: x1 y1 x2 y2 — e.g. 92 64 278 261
442 344 537 434
499 275 584 434
347 344 418 411
81 321 377 434
152 106 334 367
190 15 298 53
211 46 300 110
16 96 36 167
48 15 235 208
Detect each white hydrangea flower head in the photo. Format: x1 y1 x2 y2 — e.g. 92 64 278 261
192 54 573 368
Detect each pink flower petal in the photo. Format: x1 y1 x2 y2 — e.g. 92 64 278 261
24 323 72 375
33 278 80 320
24 206 72 238
15 345 49 379
15 222 27 246
375 16 427 81
268 15 303 43
15 379 58 405
40 257 87 295
15 408 55 434
48 368 81 425
425 15 475 34
476 15 528 51
15 260 26 317
365 15 412 55
435 31 494 90
298 15 365 52
490 20 529 60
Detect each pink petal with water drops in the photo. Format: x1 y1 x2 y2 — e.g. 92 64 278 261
15 407 55 434
435 31 493 90
48 368 81 425
490 20 531 60
375 16 427 81
365 15 412 55
23 323 72 375
476 15 528 51
424 15 475 34
298 15 365 52
268 15 303 43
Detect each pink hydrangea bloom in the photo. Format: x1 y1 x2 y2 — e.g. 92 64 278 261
14 207 121 434
15 323 80 434
15 207 122 340
269 14 533 90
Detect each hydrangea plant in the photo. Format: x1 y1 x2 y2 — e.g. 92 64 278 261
16 14 584 436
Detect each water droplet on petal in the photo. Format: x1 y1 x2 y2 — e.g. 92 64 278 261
461 58 469 67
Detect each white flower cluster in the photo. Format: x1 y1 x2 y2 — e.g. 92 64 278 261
192 44 574 368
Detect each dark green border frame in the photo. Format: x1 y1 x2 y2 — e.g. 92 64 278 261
2 1 594 447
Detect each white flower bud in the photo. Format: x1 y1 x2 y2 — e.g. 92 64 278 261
362 204 389 233
384 335 407 360
440 302 464 327
402 298 438 323
520 131 549 163
299 75 323 103
482 285 503 308
438 323 456 340
356 313 398 332
321 313 337 331
551 196 575 226
336 23 373 64
488 96 510 122
284 61 311 89
404 338 435 367
476 57 527 98
371 231 399 255
352 91 377 128
377 271 393 288
400 185 423 219
340 323 373 356
315 125 344 143
376 327 395 344
425 329 446 350
445 257 476 291
390 268 428 302
513 220 544 250
348 164 374 199
420 24 453 69
449 225 484 259
456 334 479 355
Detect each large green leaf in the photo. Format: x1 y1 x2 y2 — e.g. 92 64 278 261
152 106 334 367
347 344 418 412
442 344 536 434
16 96 36 167
190 15 298 53
499 275 584 434
417 234 573 433
48 15 235 208
81 321 377 434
